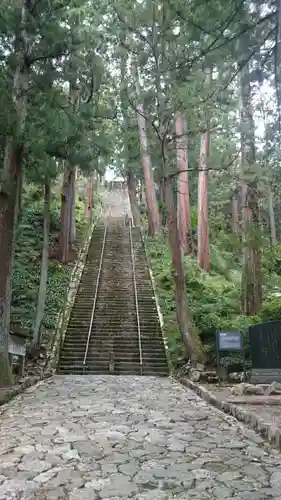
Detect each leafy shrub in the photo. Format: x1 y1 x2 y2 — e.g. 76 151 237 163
146 234 281 369
11 184 96 343
260 297 281 322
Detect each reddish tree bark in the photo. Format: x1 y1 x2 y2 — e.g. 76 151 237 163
159 178 165 206
241 182 262 314
197 129 210 271
0 0 31 387
85 176 93 220
231 195 240 234
132 62 161 235
276 0 281 131
0 144 24 386
69 168 76 244
239 24 262 315
268 186 277 245
175 112 193 254
127 171 141 226
33 181 50 348
165 175 198 360
58 166 73 262
159 178 166 226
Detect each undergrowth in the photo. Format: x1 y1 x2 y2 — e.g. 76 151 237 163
11 186 101 347
145 232 281 371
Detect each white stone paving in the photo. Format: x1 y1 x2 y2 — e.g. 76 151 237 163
0 375 281 499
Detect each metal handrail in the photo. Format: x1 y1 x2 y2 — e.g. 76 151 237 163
128 219 143 375
83 224 108 368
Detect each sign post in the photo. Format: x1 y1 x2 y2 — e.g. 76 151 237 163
216 331 245 382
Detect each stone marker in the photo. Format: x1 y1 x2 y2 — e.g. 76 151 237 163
249 320 281 384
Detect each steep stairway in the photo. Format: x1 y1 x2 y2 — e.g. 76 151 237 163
58 225 105 373
132 227 169 376
83 222 141 375
58 220 168 376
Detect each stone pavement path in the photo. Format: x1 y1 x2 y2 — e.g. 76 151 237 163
1 376 281 500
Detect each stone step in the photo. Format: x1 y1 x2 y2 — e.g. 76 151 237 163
62 347 166 355
63 338 165 346
57 366 169 376
60 353 167 363
58 360 169 370
58 221 168 377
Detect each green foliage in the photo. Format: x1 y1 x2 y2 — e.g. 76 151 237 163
260 298 281 322
146 234 281 370
0 0 279 375
11 186 92 343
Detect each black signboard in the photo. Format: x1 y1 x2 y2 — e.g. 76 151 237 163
217 331 243 351
249 320 281 383
216 331 245 381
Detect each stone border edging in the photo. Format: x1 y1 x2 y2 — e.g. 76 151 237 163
0 372 52 410
177 376 281 449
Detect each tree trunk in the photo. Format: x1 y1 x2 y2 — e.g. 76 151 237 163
132 62 161 235
231 195 240 234
165 175 199 361
268 186 277 245
175 112 193 254
241 184 262 314
276 0 281 132
85 176 93 219
240 27 262 315
0 192 14 386
119 47 140 227
0 144 24 386
14 167 23 229
197 129 210 271
127 171 141 226
0 0 30 387
158 178 166 226
197 69 212 271
69 168 76 245
140 180 147 208
58 166 72 263
136 104 160 235
33 182 51 347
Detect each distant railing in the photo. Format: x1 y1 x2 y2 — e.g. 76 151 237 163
128 219 143 375
54 219 95 370
82 224 108 370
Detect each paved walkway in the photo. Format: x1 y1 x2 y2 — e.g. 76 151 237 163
0 376 281 500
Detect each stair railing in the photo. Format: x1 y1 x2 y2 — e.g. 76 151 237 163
83 224 108 371
128 219 143 375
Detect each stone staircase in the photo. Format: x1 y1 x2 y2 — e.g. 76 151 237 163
58 221 168 376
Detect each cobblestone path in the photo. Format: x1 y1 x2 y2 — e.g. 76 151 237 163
1 376 281 500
